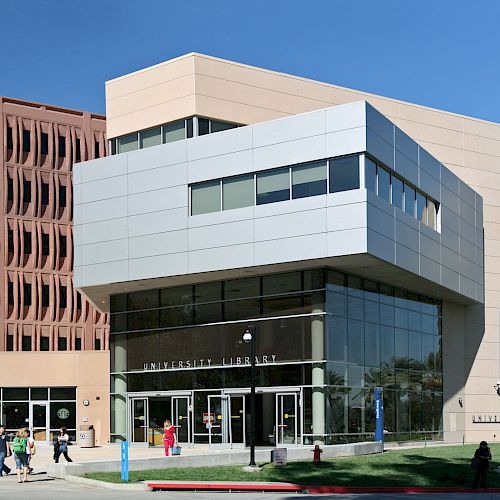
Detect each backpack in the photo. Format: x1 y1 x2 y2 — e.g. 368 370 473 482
12 436 27 453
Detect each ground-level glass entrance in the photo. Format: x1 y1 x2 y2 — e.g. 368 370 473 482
127 388 302 448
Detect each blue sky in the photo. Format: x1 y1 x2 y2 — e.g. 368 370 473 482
1 0 499 122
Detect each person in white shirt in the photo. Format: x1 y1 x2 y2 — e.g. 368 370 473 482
54 427 73 463
25 429 34 474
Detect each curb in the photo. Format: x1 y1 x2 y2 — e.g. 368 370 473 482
63 474 148 491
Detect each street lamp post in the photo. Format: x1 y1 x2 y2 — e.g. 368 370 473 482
243 325 256 467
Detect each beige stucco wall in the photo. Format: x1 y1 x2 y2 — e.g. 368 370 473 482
106 52 500 443
0 351 110 445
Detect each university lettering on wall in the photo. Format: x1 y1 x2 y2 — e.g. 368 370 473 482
143 354 278 372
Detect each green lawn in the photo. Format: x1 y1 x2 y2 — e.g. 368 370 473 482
85 444 500 487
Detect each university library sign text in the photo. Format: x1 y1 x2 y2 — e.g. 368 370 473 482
472 415 500 423
143 354 278 371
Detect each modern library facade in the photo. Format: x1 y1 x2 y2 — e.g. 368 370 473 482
75 54 494 447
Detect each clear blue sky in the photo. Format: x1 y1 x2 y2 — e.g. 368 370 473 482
1 0 499 122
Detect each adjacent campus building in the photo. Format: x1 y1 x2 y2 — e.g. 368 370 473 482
72 53 497 448
0 97 110 445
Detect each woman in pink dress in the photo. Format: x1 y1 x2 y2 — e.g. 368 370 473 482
162 420 176 456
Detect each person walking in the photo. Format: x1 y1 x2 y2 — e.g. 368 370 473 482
162 420 177 457
0 424 12 476
12 428 29 483
473 440 492 489
54 427 73 464
25 429 35 474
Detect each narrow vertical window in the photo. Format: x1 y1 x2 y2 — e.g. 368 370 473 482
8 229 14 253
94 141 100 159
58 136 66 157
42 284 50 307
42 233 50 256
76 138 81 161
59 185 67 208
41 182 49 205
41 132 49 155
58 336 67 351
7 127 13 149
365 158 377 193
40 337 49 351
23 180 31 203
7 178 14 201
59 286 67 308
198 118 209 136
416 192 427 224
22 129 31 152
75 337 82 350
392 176 404 210
24 283 32 306
22 336 31 351
94 336 101 350
186 118 194 138
60 235 67 258
7 335 14 351
23 231 32 254
8 281 14 305
377 167 391 203
404 184 416 217
109 139 116 155
427 199 437 230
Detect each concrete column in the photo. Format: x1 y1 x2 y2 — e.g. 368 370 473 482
112 338 127 439
311 303 325 445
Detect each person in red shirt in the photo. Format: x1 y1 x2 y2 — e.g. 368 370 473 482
312 444 323 465
162 420 177 457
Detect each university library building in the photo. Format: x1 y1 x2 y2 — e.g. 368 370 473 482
3 53 500 449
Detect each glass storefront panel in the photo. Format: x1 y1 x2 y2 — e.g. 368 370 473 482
110 267 443 443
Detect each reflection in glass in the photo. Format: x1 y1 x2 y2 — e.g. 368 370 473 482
329 155 360 193
292 161 327 199
392 176 404 210
365 157 377 193
223 175 254 210
191 180 221 215
256 168 290 205
377 167 391 202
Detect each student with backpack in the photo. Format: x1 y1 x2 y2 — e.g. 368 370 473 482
25 429 35 474
12 428 29 483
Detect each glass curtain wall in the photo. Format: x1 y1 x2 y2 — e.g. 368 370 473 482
109 269 443 444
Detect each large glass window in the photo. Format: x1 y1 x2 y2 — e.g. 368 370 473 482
211 120 238 133
222 175 254 210
256 168 290 205
292 161 327 199
329 155 359 193
117 133 138 153
140 127 162 149
163 121 185 143
191 180 221 215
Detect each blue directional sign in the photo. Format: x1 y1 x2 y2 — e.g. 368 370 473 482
374 386 384 444
121 440 129 481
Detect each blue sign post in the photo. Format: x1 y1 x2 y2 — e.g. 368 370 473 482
121 440 129 481
374 386 384 445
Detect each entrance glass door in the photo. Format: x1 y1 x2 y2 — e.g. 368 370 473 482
172 396 191 445
207 395 229 447
131 398 148 443
276 393 299 445
229 395 245 448
30 403 48 443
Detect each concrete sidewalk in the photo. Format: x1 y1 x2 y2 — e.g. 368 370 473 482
42 441 381 478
